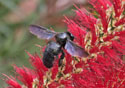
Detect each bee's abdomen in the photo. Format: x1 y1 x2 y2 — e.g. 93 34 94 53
42 52 54 68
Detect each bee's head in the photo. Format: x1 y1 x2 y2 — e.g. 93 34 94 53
66 32 74 41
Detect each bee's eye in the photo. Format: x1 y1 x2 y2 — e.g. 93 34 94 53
66 32 74 41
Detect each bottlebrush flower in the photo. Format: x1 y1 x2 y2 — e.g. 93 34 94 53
4 0 125 88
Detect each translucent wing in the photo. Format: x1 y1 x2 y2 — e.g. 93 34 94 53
65 40 89 57
29 25 56 40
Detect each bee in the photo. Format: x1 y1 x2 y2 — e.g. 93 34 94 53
29 25 88 68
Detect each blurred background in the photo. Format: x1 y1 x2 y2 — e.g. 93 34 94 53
0 0 88 87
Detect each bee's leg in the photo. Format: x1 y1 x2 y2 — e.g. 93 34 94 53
58 50 65 67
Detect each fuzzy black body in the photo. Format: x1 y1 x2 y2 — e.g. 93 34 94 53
42 41 61 68
43 32 73 68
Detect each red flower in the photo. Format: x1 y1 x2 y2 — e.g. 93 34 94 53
4 0 125 88
3 74 21 88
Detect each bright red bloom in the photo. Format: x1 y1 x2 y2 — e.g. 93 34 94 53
3 74 21 88
4 0 125 88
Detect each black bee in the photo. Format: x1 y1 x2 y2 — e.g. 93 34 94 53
29 25 88 68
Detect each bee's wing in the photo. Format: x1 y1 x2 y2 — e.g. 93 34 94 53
65 40 89 58
29 25 56 40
